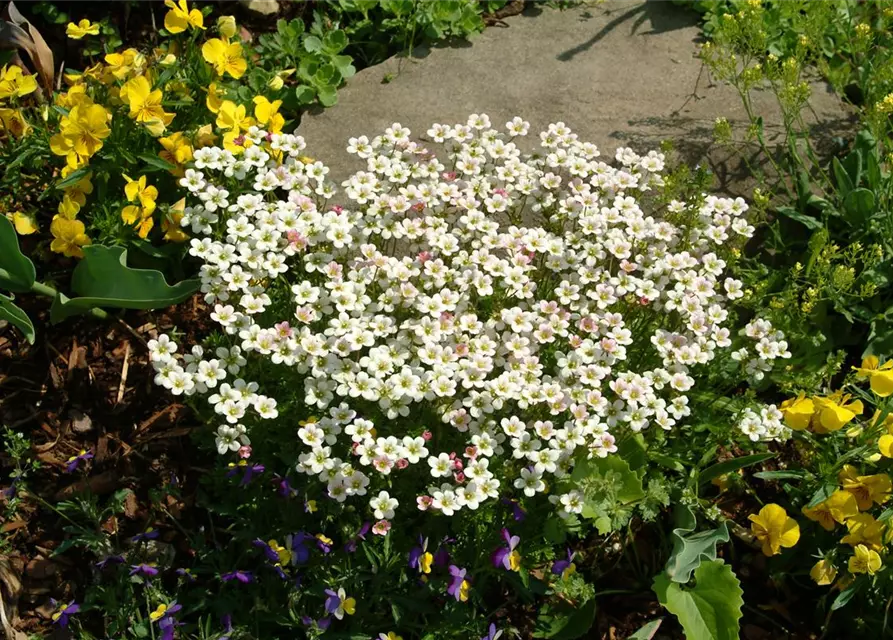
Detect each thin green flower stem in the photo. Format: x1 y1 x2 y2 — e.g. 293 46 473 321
0 268 109 320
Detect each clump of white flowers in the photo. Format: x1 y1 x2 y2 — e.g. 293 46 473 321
735 404 789 442
147 114 789 520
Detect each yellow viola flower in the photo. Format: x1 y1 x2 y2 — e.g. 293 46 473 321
62 103 111 157
148 604 168 622
217 15 237 39
202 38 247 79
253 96 284 134
58 194 81 219
748 503 800 556
66 19 100 39
121 205 144 225
0 108 30 138
848 544 882 575
268 539 292 566
812 393 863 434
779 393 814 431
162 199 189 243
159 132 194 176
50 216 91 258
419 551 434 574
458 579 470 602
0 65 38 100
854 356 893 397
124 175 158 214
880 434 893 458
121 76 175 133
9 212 37 235
841 513 886 550
382 634 402 640
206 82 224 114
809 558 838 586
839 465 892 510
268 75 284 91
164 0 205 34
802 490 859 531
217 101 254 132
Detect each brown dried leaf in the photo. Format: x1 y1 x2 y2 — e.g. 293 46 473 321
3 2 54 91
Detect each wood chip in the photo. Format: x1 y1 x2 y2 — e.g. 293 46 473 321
116 341 131 405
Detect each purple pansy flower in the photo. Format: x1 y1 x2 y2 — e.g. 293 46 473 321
226 461 265 485
130 563 159 577
65 449 93 473
288 532 311 564
95 554 124 569
551 548 577 577
176 567 196 582
447 565 468 601
501 497 526 521
482 623 503 640
491 528 521 571
344 522 371 553
221 570 254 584
51 600 80 627
253 538 280 563
151 602 182 640
434 536 454 567
132 528 160 543
324 588 341 615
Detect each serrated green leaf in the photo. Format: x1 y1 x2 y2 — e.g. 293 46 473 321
699 453 774 486
0 292 35 343
653 561 743 640
664 505 730 583
0 216 36 292
323 29 348 53
304 34 323 53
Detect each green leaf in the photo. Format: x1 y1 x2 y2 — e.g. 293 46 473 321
534 599 597 639
699 453 774 486
543 517 567 544
618 432 647 475
0 292 35 344
832 156 854 196
649 452 685 473
664 505 730 583
552 598 596 640
304 34 324 53
295 84 317 104
572 455 644 504
0 216 36 292
138 153 177 172
55 166 91 190
775 206 823 230
831 581 859 610
317 85 338 107
653 561 743 640
323 29 349 53
842 188 876 226
49 245 199 322
628 619 663 640
753 470 808 481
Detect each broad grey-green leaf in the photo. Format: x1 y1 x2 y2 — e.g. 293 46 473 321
0 215 36 292
50 245 199 322
628 619 663 640
664 505 730 583
0 292 35 343
653 561 743 640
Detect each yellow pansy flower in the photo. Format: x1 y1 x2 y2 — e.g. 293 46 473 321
880 434 893 458
779 393 814 431
458 579 470 602
66 19 100 39
216 101 253 132
0 65 38 100
124 175 158 214
50 216 91 258
0 108 30 138
854 356 893 397
802 490 859 531
202 38 247 79
62 103 111 157
848 544 882 575
268 539 292 566
121 76 175 133
810 558 837 586
9 212 37 235
159 132 194 175
206 82 224 114
841 513 886 550
253 96 284 134
217 15 237 39
149 604 168 622
58 194 81 219
748 503 800 556
164 0 205 34
162 199 189 243
839 465 892 510
812 393 863 434
419 552 434 574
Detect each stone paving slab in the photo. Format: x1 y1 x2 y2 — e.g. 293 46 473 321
298 0 852 195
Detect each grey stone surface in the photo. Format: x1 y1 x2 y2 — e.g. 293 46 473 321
298 0 853 195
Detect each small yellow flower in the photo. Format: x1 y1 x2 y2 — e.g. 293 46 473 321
839 465 892 510
748 503 800 556
0 65 38 100
812 393 863 434
104 49 145 81
62 103 111 157
164 0 205 34
0 108 30 138
854 356 893 397
879 434 893 458
120 76 175 134
50 216 91 258
841 513 886 550
217 15 237 39
848 544 882 575
419 552 434 574
780 393 814 431
58 194 81 218
458 579 470 602
802 490 859 531
206 82 224 114
809 558 837 586
216 101 253 133
316 533 333 546
253 96 284 134
162 199 189 243
149 604 168 622
268 539 292 566
304 499 318 513
9 212 37 235
202 38 247 79
124 175 158 215
66 19 100 39
159 132 194 175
